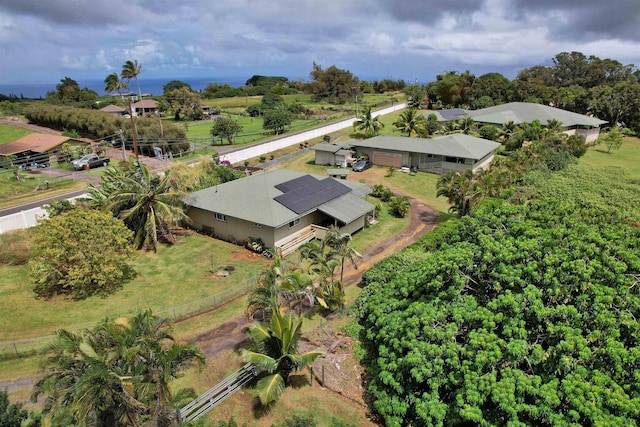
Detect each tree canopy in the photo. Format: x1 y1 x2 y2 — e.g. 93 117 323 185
32 310 204 426
309 62 359 104
356 162 640 426
28 208 135 299
46 76 99 104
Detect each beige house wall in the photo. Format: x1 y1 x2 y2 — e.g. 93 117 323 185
188 207 277 246
338 215 367 235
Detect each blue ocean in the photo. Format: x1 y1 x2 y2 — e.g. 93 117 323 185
0 76 249 99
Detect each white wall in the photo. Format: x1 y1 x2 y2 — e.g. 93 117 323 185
220 104 407 165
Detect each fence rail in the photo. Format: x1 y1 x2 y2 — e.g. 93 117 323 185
0 275 257 360
177 363 258 423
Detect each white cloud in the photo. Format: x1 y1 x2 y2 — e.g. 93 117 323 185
1 0 640 84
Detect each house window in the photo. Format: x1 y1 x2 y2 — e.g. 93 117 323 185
288 218 300 228
213 212 226 222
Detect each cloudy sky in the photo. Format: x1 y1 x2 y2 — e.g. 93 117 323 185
1 0 640 87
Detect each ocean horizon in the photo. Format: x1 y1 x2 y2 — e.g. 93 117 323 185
0 76 255 99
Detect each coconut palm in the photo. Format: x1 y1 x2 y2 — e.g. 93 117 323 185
323 226 361 282
98 160 190 250
456 116 475 135
393 108 427 136
352 106 384 137
497 120 518 142
121 60 144 115
32 310 204 426
104 72 129 96
241 310 323 405
105 72 138 157
436 169 481 216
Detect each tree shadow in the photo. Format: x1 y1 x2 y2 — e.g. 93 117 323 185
593 148 612 154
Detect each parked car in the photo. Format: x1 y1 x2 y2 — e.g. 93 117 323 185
352 159 371 172
72 153 110 171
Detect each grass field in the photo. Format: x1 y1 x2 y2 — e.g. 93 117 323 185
0 233 269 342
582 133 640 178
0 124 32 144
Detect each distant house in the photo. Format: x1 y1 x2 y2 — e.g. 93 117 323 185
350 134 500 175
185 169 375 256
99 104 127 117
311 142 355 168
131 99 158 116
432 102 607 143
0 133 92 166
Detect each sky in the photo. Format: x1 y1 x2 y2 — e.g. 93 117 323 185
1 0 640 87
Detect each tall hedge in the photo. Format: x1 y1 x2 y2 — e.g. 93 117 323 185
24 105 188 155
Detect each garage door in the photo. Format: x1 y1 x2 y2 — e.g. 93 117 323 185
373 151 403 167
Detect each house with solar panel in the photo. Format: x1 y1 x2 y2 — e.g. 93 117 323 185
430 102 606 143
184 169 375 256
349 134 500 175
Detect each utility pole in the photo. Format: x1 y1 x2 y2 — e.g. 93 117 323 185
126 96 139 159
119 129 126 160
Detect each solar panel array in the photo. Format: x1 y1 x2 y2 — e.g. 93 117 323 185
274 175 350 214
439 108 467 120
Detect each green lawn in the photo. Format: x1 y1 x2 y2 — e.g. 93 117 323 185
0 233 269 343
0 124 32 144
582 134 640 178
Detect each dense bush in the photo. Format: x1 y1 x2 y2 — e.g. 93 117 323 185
29 208 135 299
357 164 640 426
24 105 188 155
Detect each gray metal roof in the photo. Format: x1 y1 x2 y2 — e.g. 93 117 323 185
319 194 374 224
185 169 373 228
350 134 500 160
429 102 606 127
311 142 353 153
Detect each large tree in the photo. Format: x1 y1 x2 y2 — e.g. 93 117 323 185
28 208 135 299
32 310 204 426
46 76 99 104
262 106 292 135
160 87 203 121
241 310 322 405
88 160 190 251
309 62 359 104
210 115 242 144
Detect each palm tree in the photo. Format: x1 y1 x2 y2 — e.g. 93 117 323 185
498 121 518 142
352 106 384 137
323 226 361 282
241 310 322 405
436 169 481 216
105 72 138 157
393 109 427 136
456 116 475 135
281 270 314 316
247 258 289 320
32 310 204 426
121 60 144 115
98 160 190 250
389 195 411 218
